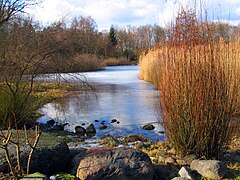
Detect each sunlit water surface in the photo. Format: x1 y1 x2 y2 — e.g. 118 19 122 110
37 65 164 141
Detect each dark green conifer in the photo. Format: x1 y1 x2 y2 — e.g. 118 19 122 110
109 25 117 46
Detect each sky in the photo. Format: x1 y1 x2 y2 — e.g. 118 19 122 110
26 0 240 31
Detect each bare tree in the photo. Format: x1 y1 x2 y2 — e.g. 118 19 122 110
0 0 37 27
0 17 68 127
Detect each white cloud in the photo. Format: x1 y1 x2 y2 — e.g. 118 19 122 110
236 7 240 16
26 0 84 24
26 0 240 30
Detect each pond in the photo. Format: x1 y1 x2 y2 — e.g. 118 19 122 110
37 65 164 141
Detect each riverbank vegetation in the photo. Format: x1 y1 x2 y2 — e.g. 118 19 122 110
0 0 166 129
0 81 80 128
140 9 240 159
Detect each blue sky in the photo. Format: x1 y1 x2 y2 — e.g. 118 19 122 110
26 0 240 30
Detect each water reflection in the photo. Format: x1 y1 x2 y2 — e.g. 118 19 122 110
37 65 164 141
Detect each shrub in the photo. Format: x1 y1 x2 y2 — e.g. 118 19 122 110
72 54 104 72
0 86 36 129
140 9 240 159
103 57 132 66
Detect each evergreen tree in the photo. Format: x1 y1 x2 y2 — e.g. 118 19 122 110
109 25 117 46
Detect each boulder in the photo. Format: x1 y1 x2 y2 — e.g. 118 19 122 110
143 124 155 130
75 126 86 136
190 159 227 179
179 166 194 180
86 123 96 136
0 132 70 176
100 134 120 147
124 134 148 143
28 141 70 176
71 147 155 180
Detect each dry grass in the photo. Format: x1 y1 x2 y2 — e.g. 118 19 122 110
140 10 240 159
103 57 132 66
71 54 104 72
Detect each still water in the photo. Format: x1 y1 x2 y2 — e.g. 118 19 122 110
37 65 164 141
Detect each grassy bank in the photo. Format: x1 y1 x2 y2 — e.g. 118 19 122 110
140 10 240 159
0 82 81 128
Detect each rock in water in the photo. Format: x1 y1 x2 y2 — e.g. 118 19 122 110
86 123 96 136
111 119 117 123
99 123 108 130
75 126 86 136
51 123 69 131
47 119 55 126
143 124 155 130
190 159 227 179
71 147 155 180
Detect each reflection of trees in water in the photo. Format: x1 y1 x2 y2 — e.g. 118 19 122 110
49 84 99 123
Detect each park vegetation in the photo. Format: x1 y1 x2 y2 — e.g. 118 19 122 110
140 8 240 159
0 0 165 129
0 0 240 165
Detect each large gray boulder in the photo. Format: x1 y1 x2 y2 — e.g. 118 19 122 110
0 132 70 176
190 159 227 179
71 147 155 180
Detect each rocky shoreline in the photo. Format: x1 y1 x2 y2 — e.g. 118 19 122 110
0 120 239 180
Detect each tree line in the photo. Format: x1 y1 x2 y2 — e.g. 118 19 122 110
0 0 240 128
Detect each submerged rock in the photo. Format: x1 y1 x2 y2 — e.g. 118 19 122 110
143 124 155 130
72 147 155 180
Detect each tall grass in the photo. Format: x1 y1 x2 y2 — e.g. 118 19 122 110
0 86 35 128
140 10 240 159
103 57 132 66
